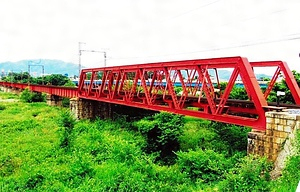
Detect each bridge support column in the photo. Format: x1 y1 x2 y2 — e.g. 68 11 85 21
3 87 12 93
69 98 112 120
1 87 20 94
46 94 63 106
69 98 156 120
11 88 21 94
0 86 5 92
247 110 300 176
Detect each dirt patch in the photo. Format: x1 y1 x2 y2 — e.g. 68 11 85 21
0 99 18 102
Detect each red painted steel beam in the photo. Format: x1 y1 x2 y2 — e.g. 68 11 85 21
0 82 78 98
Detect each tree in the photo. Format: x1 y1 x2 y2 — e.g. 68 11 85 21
43 74 71 86
134 112 184 164
267 70 300 104
1 72 73 86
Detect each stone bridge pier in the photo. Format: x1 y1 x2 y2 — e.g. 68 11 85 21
69 98 112 119
69 98 156 121
0 86 21 94
46 94 63 106
247 110 300 176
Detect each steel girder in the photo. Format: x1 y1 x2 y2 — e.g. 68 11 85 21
0 82 78 98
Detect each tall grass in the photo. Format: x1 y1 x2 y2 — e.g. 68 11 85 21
0 91 19 99
1 91 298 191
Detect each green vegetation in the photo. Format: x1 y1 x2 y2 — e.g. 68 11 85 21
20 88 46 103
270 130 300 192
1 72 75 86
221 155 272 192
59 110 76 150
0 92 19 100
0 87 300 191
266 70 300 104
215 70 300 103
134 112 183 164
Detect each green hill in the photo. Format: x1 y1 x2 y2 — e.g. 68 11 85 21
0 59 80 77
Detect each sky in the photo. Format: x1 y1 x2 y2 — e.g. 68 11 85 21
1 0 300 74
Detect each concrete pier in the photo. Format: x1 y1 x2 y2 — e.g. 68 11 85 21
69 98 156 120
46 94 63 106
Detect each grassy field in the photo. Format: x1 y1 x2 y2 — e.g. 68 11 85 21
0 91 299 191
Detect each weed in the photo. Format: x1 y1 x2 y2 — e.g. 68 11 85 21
59 110 76 149
0 105 5 110
177 148 231 182
221 155 272 192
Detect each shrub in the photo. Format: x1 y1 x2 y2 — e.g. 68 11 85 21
229 86 249 100
0 156 21 177
20 88 31 102
177 149 230 183
221 155 272 192
179 118 217 151
25 173 45 190
64 81 76 87
20 88 45 103
210 122 251 154
62 98 70 107
31 92 45 102
0 104 6 110
134 112 184 164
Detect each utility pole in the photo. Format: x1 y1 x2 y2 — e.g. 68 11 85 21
78 42 86 79
28 63 45 85
78 42 107 78
81 50 106 67
104 51 107 67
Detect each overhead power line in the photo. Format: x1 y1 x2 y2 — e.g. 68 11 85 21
168 0 222 20
108 34 300 61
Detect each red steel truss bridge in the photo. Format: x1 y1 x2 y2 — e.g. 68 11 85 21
1 56 299 131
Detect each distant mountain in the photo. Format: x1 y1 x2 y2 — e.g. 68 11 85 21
0 59 80 77
0 59 271 80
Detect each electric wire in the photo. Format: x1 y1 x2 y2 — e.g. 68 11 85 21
107 33 300 61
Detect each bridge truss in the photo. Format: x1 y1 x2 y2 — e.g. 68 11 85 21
78 56 300 130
